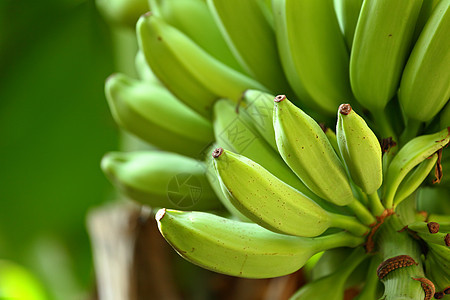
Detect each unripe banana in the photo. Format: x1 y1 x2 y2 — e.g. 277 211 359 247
207 0 291 93
134 51 161 84
148 0 244 72
273 95 354 206
241 89 278 150
272 0 354 116
290 247 367 300
336 104 383 194
212 148 369 237
213 98 306 192
394 153 438 204
350 0 423 112
203 144 252 222
398 0 450 122
413 0 442 41
408 221 441 234
383 128 450 208
105 73 213 157
418 231 450 247
156 209 365 278
136 14 267 118
333 0 364 49
101 151 222 210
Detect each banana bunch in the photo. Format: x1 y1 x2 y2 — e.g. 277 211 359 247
98 0 450 298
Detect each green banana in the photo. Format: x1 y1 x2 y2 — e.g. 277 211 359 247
336 104 383 195
241 89 277 150
273 96 354 206
274 96 376 224
393 153 438 205
134 50 161 84
407 221 441 234
290 247 367 300
136 13 267 118
101 151 222 210
398 0 450 122
333 0 364 49
350 0 423 112
212 148 369 237
418 231 450 247
148 0 244 72
413 0 442 41
105 73 213 157
383 128 450 208
207 0 291 93
321 125 371 210
203 143 252 222
213 98 307 192
272 0 354 115
156 209 365 278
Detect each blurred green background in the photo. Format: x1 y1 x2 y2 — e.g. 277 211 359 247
0 0 120 298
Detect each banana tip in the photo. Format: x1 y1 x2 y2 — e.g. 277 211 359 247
338 104 352 115
212 147 223 158
155 208 166 221
143 11 152 18
445 233 450 246
274 95 286 103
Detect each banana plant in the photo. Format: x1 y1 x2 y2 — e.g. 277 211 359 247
99 0 450 299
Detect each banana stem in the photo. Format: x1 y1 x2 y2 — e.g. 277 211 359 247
367 192 385 216
372 109 398 142
376 215 425 300
347 198 376 226
329 213 370 236
314 231 365 253
399 118 422 148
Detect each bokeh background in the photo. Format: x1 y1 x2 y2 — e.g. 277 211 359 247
0 0 119 298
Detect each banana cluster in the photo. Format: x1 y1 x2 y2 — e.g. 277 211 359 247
99 0 450 298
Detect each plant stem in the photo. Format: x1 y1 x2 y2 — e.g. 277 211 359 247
372 109 398 142
367 191 385 216
314 231 365 253
376 215 425 300
347 198 376 226
329 213 369 236
399 118 422 148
